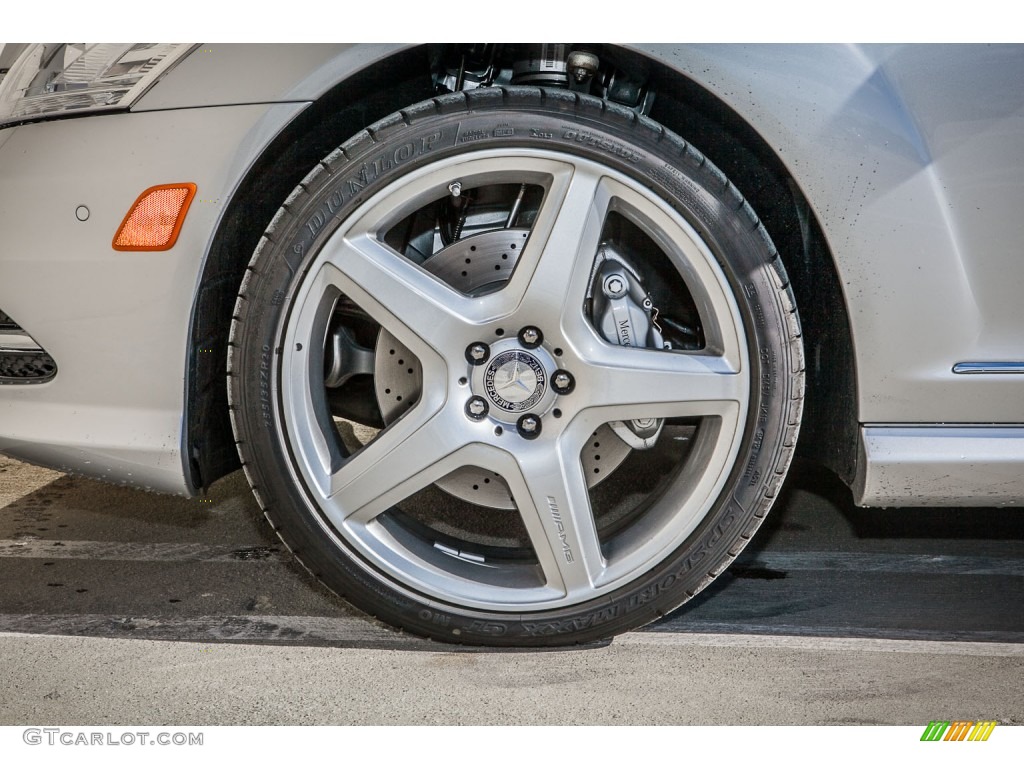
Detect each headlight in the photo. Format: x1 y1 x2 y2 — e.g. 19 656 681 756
0 43 194 127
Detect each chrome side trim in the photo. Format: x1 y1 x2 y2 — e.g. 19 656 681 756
855 425 1024 507
0 331 43 352
953 362 1024 374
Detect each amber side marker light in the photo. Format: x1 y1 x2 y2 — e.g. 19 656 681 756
112 183 197 251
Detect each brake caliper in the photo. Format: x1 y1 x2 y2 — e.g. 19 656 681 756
588 244 668 450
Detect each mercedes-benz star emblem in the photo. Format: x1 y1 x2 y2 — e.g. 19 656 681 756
483 350 547 412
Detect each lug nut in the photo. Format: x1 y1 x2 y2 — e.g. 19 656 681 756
517 413 541 439
552 370 575 395
466 396 489 420
465 342 490 366
518 326 543 348
603 273 627 299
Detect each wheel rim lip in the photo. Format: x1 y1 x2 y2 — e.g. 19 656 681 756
278 147 751 613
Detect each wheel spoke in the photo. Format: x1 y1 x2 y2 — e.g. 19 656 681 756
328 405 468 526
581 348 746 421
499 165 611 327
318 232 482 355
496 439 606 598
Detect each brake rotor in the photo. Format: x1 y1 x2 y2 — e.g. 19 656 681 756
374 228 631 510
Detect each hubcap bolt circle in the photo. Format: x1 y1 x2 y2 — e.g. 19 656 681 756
466 396 489 420
552 370 575 395
518 326 543 348
465 342 490 366
517 413 542 439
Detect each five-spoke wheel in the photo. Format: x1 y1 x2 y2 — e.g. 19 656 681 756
229 88 803 645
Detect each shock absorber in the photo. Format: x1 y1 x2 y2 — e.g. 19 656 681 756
511 44 570 87
511 45 600 92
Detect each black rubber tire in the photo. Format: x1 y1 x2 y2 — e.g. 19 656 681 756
228 86 804 647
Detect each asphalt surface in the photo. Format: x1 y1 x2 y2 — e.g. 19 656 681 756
0 456 1022 725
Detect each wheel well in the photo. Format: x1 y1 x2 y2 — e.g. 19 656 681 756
185 44 858 491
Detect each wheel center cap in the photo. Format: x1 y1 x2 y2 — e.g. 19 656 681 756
484 350 547 412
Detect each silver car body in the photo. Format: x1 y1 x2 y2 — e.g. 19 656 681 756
1 43 1022 505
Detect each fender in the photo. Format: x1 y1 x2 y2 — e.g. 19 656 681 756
635 43 1024 424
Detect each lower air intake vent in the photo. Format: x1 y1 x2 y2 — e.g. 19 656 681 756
0 307 58 384
0 351 57 383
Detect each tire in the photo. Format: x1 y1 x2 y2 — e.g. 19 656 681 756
228 86 804 646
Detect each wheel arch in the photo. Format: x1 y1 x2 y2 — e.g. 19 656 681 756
638 51 858 487
183 45 438 490
184 43 858 491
